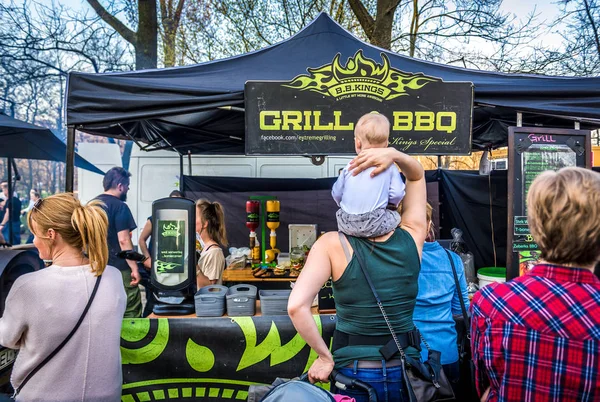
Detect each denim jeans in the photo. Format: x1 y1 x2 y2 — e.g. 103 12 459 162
332 360 409 402
2 222 20 245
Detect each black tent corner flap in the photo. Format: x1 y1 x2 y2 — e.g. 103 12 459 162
0 113 103 175
66 13 600 155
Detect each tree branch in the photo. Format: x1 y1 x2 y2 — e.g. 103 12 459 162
347 0 375 39
85 0 137 45
582 0 600 57
174 0 186 27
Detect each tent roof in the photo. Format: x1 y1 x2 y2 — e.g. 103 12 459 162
0 114 104 174
66 13 600 154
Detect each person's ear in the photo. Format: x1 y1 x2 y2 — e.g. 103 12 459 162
47 228 56 240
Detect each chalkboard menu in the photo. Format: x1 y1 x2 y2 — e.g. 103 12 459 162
318 279 335 312
507 127 591 280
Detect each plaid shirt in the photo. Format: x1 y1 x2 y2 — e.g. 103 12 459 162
470 264 600 402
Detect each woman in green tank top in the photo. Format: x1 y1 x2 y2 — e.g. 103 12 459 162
289 147 427 402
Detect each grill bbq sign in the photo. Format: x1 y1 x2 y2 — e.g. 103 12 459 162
245 51 473 155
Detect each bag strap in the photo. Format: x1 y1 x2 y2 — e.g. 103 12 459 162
14 274 102 396
444 249 470 332
338 232 352 263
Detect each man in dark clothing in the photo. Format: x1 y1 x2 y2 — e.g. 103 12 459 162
0 181 22 245
95 167 142 318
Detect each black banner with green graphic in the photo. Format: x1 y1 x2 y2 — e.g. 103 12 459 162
156 220 185 274
245 50 473 156
120 315 336 401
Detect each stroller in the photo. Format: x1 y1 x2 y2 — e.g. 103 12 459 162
250 369 378 402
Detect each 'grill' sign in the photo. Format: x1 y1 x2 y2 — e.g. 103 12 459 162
245 50 473 155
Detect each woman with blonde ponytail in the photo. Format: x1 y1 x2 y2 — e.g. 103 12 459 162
0 193 126 402
195 199 228 287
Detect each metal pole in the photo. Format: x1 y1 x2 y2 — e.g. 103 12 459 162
187 150 192 176
65 126 76 193
7 157 13 244
574 121 580 130
437 155 442 169
516 112 523 127
179 154 184 192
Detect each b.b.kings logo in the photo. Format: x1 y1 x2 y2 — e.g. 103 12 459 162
283 50 439 102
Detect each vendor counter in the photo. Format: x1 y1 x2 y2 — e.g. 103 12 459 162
120 307 336 402
222 268 298 291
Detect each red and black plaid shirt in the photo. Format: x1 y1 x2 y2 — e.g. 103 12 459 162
470 264 600 402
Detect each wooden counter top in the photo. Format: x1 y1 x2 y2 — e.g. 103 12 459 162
222 268 299 283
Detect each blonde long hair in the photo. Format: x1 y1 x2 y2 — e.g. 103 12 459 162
28 193 109 275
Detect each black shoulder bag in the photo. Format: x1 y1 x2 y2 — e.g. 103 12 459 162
348 234 455 402
444 249 478 402
13 274 102 397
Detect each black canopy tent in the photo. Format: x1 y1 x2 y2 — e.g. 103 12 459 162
65 12 600 163
0 113 103 244
61 12 600 272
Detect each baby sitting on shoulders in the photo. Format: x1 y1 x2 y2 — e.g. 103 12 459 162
332 112 404 238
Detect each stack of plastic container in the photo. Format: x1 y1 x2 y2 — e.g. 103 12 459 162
195 285 228 317
259 290 292 315
226 284 258 316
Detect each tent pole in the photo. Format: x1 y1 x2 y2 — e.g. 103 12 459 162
516 112 523 127
437 156 442 169
66 126 76 193
188 150 192 176
7 157 13 244
574 122 580 130
179 154 184 192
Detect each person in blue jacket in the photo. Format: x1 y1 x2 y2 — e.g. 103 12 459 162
413 203 469 396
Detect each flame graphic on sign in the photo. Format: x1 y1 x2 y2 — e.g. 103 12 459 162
284 50 439 100
156 260 182 273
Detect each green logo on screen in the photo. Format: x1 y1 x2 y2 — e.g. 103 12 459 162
162 223 180 238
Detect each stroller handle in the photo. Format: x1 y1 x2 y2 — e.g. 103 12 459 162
330 369 378 402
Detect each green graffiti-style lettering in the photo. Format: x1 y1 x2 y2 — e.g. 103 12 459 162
121 319 151 343
186 339 215 372
121 319 169 364
234 316 322 371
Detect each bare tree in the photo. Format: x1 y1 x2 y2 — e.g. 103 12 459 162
159 0 186 67
86 0 158 69
0 0 134 193
348 0 400 49
178 0 364 62
554 0 600 75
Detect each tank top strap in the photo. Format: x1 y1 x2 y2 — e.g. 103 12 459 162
338 232 352 264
